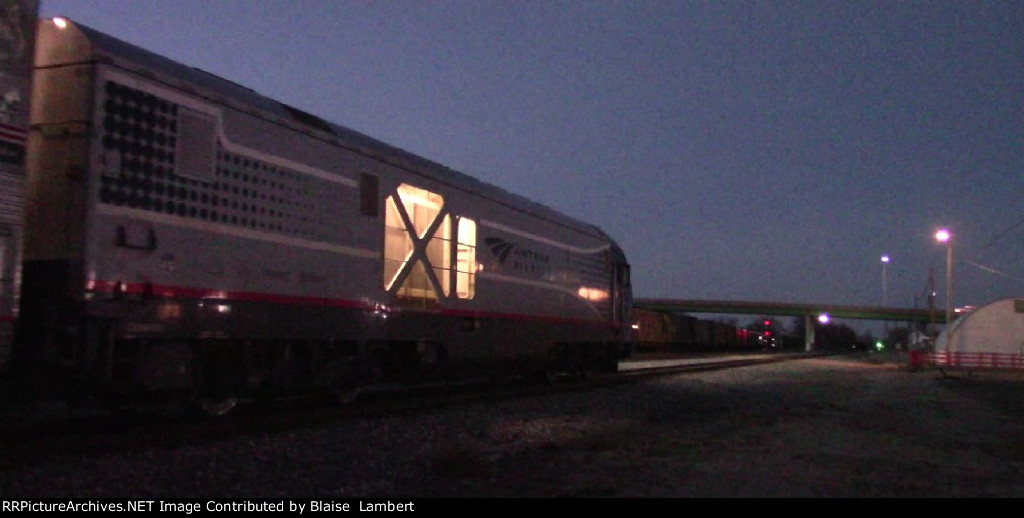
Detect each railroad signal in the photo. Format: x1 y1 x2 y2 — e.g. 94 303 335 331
758 318 777 349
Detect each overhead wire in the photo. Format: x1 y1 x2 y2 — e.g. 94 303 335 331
950 213 1024 284
962 259 1024 283
976 213 1024 253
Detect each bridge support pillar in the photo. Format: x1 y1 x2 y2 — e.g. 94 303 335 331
805 314 815 351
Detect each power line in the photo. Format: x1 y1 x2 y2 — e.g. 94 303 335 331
962 259 1024 283
976 214 1024 253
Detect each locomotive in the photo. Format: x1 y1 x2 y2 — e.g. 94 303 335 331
1 11 633 413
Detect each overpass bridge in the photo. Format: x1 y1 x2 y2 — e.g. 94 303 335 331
632 298 945 351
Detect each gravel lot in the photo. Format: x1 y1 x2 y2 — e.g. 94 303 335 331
3 352 1024 498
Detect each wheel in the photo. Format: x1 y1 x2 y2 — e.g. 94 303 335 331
575 347 594 382
194 342 242 417
197 393 238 416
542 347 562 385
578 361 594 382
417 341 444 377
332 385 362 405
542 365 560 385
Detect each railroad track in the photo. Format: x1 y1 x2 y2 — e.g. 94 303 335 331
0 351 828 465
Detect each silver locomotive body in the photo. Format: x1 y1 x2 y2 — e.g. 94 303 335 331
15 18 632 402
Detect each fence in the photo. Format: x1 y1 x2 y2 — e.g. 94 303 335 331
908 351 1024 372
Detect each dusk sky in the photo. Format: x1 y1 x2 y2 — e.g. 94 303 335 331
39 1 1023 331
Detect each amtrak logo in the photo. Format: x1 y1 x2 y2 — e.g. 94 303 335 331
485 237 515 264
485 236 550 276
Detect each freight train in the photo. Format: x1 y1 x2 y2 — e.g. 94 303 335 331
0 8 633 414
632 308 771 352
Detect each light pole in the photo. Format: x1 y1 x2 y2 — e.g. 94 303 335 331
880 255 889 307
935 229 953 327
880 255 889 336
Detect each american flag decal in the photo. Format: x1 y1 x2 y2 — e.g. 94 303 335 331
0 122 27 145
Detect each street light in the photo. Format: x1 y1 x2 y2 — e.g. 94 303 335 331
880 255 889 307
935 229 953 327
881 254 890 336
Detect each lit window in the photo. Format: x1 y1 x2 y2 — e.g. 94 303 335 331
455 218 476 299
383 184 450 303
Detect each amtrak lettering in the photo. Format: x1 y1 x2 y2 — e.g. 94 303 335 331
485 236 550 277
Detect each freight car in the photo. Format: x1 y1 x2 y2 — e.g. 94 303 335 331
3 14 633 413
632 308 764 352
